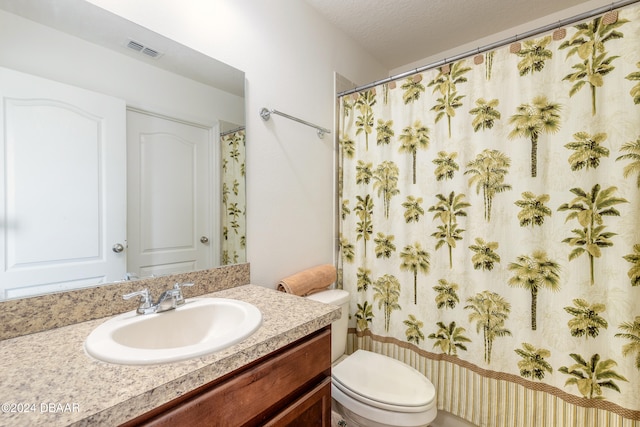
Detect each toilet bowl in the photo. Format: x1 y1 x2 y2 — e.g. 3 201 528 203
307 290 437 427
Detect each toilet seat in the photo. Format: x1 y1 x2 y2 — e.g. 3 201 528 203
332 350 436 413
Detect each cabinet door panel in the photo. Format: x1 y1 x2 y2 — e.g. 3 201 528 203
263 377 331 427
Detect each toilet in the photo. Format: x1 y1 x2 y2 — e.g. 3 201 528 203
307 289 437 427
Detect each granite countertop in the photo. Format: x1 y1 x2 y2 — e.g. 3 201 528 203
0 284 341 427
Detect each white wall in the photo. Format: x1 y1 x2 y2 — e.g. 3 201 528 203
85 0 388 287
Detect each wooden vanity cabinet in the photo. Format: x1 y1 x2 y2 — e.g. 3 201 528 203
122 327 332 427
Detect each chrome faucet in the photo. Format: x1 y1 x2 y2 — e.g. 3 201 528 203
123 283 195 315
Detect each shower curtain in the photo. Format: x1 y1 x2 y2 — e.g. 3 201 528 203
338 4 640 426
220 128 246 265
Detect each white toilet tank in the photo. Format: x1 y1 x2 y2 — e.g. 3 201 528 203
306 289 350 363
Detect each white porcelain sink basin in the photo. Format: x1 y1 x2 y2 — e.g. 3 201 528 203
85 298 262 365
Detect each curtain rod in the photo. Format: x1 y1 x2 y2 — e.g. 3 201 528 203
338 0 638 97
220 126 245 136
260 107 331 138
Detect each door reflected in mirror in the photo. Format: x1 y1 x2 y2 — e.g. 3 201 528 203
0 0 246 300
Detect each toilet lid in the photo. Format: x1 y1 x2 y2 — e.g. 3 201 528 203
332 350 435 410
305 289 350 305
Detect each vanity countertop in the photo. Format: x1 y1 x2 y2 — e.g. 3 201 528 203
0 284 341 427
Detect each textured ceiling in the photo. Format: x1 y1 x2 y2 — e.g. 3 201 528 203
304 0 594 70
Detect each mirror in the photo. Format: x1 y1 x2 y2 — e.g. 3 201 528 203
0 0 246 300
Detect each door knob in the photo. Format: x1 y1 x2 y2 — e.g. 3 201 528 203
112 243 125 253
200 236 209 244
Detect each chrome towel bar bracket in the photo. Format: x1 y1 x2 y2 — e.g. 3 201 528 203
260 107 331 139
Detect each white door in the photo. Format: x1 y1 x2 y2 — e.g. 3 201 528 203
0 67 126 299
126 109 216 278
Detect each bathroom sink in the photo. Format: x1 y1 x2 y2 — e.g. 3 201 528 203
84 298 262 365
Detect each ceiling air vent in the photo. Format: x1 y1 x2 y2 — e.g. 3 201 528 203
126 39 163 59
141 47 160 58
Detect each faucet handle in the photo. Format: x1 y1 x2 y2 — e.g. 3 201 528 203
123 289 153 313
172 282 194 305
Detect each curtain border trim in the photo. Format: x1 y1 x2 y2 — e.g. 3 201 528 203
350 328 640 421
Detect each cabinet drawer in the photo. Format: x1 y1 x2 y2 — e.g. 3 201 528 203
134 328 331 427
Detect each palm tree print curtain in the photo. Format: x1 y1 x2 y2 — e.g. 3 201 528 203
338 4 640 425
220 129 246 265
